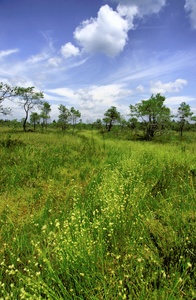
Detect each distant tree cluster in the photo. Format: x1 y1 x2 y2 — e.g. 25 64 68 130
97 93 195 140
0 82 81 132
58 105 81 130
0 81 195 138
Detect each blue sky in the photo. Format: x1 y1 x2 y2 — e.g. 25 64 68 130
0 0 196 122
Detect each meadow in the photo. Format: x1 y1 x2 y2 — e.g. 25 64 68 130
0 128 195 299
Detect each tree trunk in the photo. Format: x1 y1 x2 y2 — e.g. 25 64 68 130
180 126 183 137
23 116 28 131
108 121 112 132
146 124 155 140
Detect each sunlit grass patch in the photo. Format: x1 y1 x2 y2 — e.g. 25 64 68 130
0 129 195 299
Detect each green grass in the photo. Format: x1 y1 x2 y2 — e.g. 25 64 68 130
0 129 196 299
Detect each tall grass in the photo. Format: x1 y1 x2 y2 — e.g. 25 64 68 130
0 130 195 299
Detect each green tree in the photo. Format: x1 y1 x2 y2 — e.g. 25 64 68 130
177 102 193 137
128 117 139 130
130 93 170 140
16 87 44 131
119 115 127 130
103 106 121 132
30 112 40 130
0 82 17 115
69 107 81 129
94 118 102 130
40 101 51 129
58 104 70 130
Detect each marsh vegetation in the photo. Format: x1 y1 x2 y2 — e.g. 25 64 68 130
0 128 195 299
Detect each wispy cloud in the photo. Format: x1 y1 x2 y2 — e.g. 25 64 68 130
27 51 54 64
47 56 62 67
185 0 196 29
47 87 76 99
108 50 196 85
0 48 19 59
0 46 89 91
26 31 56 64
41 30 55 51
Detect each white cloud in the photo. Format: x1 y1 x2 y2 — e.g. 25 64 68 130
185 0 196 29
0 49 19 59
113 0 166 17
116 4 138 28
136 85 144 92
48 56 62 67
90 84 131 103
74 5 129 57
9 77 36 88
76 89 96 110
27 51 53 64
46 87 76 99
76 84 131 120
66 0 165 59
26 34 55 64
108 50 196 86
164 96 196 116
150 79 187 94
61 42 80 58
45 84 132 121
165 96 195 106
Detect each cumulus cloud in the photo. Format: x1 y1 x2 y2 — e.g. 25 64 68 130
46 84 131 119
90 84 131 103
61 42 80 58
76 89 96 110
74 5 129 57
59 1 166 59
116 4 138 28
150 79 187 94
185 0 196 29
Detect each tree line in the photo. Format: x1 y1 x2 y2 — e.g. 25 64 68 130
0 82 81 132
98 94 195 140
1 82 196 139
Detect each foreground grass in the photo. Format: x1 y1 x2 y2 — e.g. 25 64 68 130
0 129 196 299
